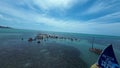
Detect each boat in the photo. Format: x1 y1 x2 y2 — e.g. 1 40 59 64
89 48 102 55
89 37 102 55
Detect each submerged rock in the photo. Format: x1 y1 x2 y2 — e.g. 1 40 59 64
37 41 41 44
28 38 33 42
21 38 24 40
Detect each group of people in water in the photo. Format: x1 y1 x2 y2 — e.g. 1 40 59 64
26 33 80 44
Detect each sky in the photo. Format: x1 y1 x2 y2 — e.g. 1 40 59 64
0 0 120 36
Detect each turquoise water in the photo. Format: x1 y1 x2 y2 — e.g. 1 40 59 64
0 28 120 68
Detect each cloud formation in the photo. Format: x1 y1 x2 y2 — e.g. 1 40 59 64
33 0 74 10
0 0 120 36
84 0 120 14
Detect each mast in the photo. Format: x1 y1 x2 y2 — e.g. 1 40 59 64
92 37 95 49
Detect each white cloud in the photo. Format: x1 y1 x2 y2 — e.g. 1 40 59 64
0 14 13 21
32 0 87 11
35 16 86 29
91 22 120 35
0 14 3 18
0 0 89 31
83 0 119 14
0 0 120 36
85 2 105 14
88 12 120 23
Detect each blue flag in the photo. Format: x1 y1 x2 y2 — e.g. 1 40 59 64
98 44 120 68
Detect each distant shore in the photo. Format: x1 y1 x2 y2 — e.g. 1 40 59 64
0 25 12 29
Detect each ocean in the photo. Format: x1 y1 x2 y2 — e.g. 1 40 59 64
0 28 120 68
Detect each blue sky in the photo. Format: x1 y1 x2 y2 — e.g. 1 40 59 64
0 0 120 36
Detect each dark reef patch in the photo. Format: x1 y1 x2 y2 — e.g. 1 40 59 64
0 43 87 68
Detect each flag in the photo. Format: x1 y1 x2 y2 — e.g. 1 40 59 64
98 44 120 68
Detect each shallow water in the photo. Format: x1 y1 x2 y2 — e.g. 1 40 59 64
0 29 120 68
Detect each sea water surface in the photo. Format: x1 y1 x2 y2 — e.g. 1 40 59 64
0 28 120 68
